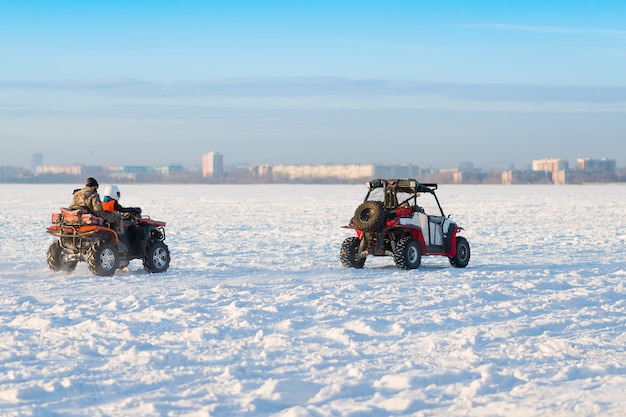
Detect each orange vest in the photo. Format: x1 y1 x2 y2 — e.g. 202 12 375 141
102 200 117 213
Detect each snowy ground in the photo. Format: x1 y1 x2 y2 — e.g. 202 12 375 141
1 183 625 417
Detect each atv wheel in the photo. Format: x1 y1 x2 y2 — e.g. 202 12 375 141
394 237 421 270
87 241 118 276
352 201 385 232
340 236 365 268
449 236 470 268
47 241 78 272
144 241 170 273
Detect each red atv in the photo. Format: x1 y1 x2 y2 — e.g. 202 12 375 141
341 179 470 270
46 207 171 276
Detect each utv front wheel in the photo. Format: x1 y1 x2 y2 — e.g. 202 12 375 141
144 241 170 273
449 236 470 268
47 241 78 272
87 241 118 276
340 236 365 268
394 237 421 270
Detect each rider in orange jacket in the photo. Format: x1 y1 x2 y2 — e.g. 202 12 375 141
102 185 142 217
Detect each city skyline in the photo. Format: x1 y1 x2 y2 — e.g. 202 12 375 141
24 152 623 173
12 154 621 186
1 1 626 169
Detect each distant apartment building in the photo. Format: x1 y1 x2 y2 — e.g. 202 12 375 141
502 170 552 185
106 165 184 179
202 152 224 178
249 164 272 177
532 158 569 173
374 164 421 179
531 158 569 185
527 157 617 184
271 164 374 181
268 164 421 182
35 164 182 180
442 168 489 184
36 165 84 175
0 165 30 181
577 158 616 172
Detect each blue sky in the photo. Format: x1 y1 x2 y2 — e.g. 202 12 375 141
1 1 625 170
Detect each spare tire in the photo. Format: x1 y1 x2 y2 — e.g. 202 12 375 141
352 201 385 231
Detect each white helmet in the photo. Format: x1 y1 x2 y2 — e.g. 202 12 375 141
103 184 121 201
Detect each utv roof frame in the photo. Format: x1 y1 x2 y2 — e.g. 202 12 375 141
363 178 445 217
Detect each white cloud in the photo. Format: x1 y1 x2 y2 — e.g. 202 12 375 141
2 78 626 106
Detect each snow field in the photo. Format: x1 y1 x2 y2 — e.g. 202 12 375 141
0 183 625 416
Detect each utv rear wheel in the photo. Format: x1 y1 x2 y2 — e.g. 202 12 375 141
352 201 385 232
87 241 118 276
47 241 78 272
340 236 365 268
449 236 470 268
144 241 170 273
394 237 421 270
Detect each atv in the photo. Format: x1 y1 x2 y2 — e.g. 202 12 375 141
46 207 171 276
340 179 470 270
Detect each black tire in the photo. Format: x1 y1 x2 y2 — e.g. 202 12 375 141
449 236 470 268
47 241 78 272
340 236 365 268
352 201 385 232
87 241 118 276
144 241 170 273
394 237 421 270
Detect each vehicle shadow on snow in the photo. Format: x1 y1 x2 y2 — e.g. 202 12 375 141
359 261 456 271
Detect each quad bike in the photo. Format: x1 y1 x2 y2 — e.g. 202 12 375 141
340 179 470 270
46 207 170 276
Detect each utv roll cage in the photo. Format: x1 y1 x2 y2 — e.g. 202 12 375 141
363 179 445 217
